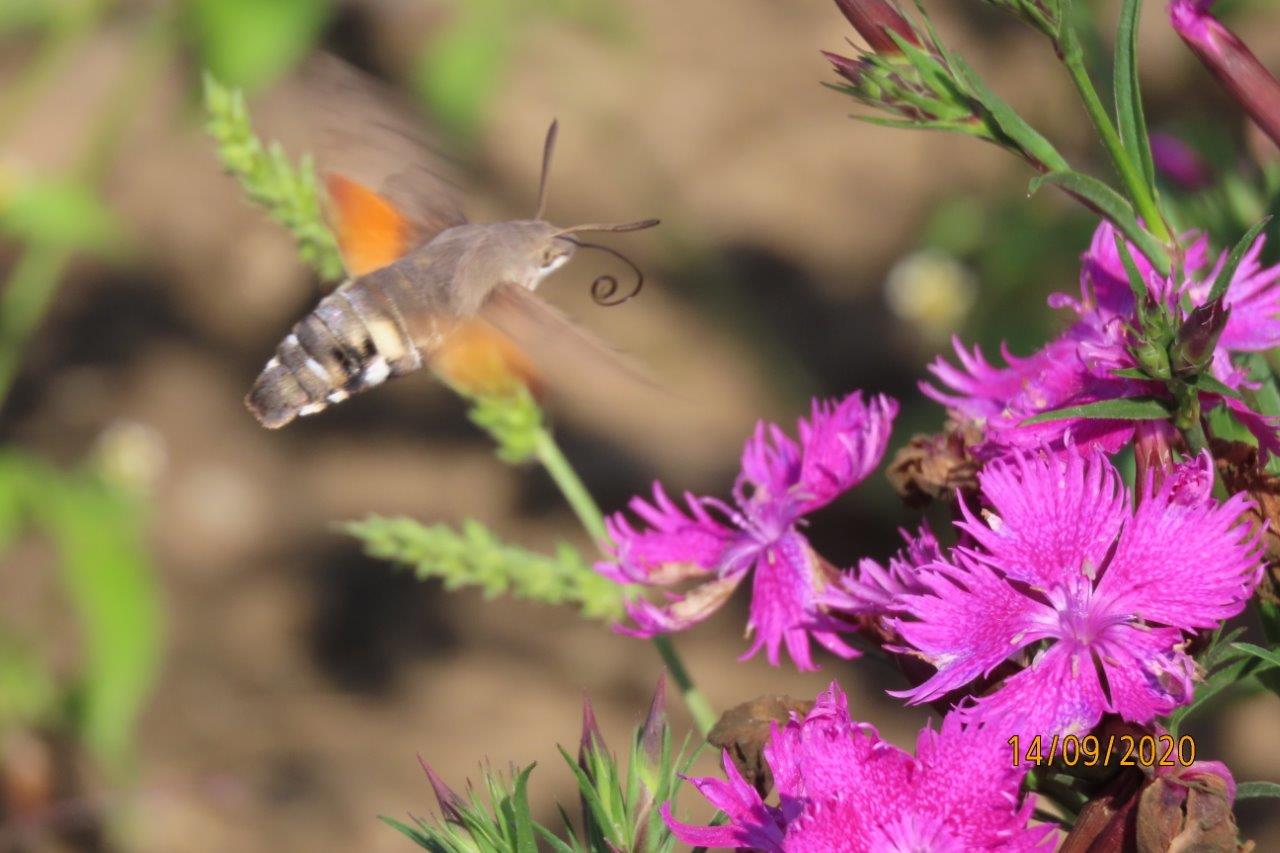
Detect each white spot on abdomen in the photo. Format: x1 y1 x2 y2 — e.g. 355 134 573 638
361 357 391 386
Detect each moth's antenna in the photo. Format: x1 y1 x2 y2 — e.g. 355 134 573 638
556 218 660 236
559 236 646 306
535 119 559 221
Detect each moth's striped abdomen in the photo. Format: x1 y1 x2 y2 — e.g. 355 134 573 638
245 275 428 428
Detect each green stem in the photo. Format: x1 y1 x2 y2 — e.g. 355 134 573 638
533 429 608 547
1060 49 1171 245
531 427 717 736
651 635 718 736
1179 418 1208 456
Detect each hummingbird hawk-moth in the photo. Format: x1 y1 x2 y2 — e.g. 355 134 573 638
244 67 658 429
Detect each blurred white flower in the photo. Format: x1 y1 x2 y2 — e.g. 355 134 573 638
883 249 977 343
92 420 167 495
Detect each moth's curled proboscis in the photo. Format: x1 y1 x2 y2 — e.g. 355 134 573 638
560 236 646 307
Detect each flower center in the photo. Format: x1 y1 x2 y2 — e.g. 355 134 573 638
1049 569 1127 648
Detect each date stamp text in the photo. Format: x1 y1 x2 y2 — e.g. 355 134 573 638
1008 734 1196 768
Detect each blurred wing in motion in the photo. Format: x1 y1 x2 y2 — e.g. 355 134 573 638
299 55 467 264
477 282 660 399
429 317 542 398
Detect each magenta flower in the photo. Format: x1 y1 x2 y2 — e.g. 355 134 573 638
1171 0 1280 150
662 682 1054 851
891 450 1263 739
823 522 941 615
595 392 898 670
923 221 1280 457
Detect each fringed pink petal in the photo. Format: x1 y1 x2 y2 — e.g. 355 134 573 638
795 391 898 511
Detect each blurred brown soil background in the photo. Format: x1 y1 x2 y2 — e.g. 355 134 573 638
3 0 1280 850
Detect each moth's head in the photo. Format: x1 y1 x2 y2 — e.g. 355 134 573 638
518 218 662 292
524 119 659 303
505 221 575 290
539 231 576 277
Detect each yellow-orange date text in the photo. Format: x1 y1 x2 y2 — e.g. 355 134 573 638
1008 734 1196 769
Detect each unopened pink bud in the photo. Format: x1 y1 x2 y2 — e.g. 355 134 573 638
834 0 920 54
1171 0 1280 149
822 50 868 86
418 756 466 824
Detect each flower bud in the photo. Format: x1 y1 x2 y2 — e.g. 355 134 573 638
637 675 667 768
1172 298 1230 376
1133 337 1173 381
821 50 868 87
578 695 607 767
418 756 466 824
980 0 1060 39
1171 0 1280 150
824 49 984 131
833 0 920 54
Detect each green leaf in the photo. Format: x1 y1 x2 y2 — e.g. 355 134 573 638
510 765 539 853
1242 354 1280 474
1237 781 1280 800
1207 404 1256 447
0 178 125 254
39 477 162 767
1200 626 1249 672
1029 170 1171 275
1246 354 1280 415
0 635 58 728
0 451 35 553
414 0 512 140
533 824 578 853
560 746 616 849
1184 372 1244 400
948 55 1069 172
1114 0 1154 189
378 816 445 851
0 452 160 761
1232 642 1280 670
1021 396 1173 425
1167 654 1272 736
1207 217 1272 303
187 0 331 91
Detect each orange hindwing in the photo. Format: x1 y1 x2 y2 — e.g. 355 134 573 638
432 320 542 398
325 174 421 276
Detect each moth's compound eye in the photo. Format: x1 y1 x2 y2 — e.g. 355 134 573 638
542 248 568 269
